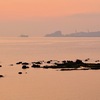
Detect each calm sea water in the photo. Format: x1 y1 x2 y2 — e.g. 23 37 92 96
0 37 100 100
0 37 100 64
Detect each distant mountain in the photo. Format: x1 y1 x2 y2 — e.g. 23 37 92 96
65 31 100 37
45 31 64 37
45 31 100 37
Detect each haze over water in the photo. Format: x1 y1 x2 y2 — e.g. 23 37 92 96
0 37 100 100
0 37 100 64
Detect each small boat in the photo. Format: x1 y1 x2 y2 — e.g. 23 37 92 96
20 34 29 37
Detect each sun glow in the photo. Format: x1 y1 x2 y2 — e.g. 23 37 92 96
0 0 100 20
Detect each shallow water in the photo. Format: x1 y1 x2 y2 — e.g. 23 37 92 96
0 68 100 100
0 37 100 100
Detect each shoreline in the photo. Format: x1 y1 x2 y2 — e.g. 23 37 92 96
0 59 100 78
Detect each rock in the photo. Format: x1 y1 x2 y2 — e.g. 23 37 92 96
22 62 29 65
32 61 42 64
47 61 51 64
22 65 29 69
31 64 40 68
84 58 90 62
16 62 22 65
60 68 77 71
0 75 4 77
62 60 67 64
95 60 100 62
18 72 22 74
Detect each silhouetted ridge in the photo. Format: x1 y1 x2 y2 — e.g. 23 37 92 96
45 31 100 37
66 31 100 37
45 31 64 37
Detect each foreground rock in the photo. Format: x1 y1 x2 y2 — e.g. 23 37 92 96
60 68 77 71
22 62 29 65
16 62 22 65
31 64 40 68
15 59 100 71
0 75 4 78
18 72 22 74
22 65 29 69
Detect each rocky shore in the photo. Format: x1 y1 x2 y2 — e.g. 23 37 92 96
0 59 100 77
15 59 100 70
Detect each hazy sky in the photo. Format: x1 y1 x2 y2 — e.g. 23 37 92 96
0 0 100 36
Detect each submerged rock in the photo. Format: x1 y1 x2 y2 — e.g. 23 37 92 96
84 58 90 62
9 64 14 66
47 61 51 64
95 60 100 62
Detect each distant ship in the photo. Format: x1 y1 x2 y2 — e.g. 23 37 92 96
20 34 29 37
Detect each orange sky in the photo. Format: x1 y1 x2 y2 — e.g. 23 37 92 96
0 0 100 20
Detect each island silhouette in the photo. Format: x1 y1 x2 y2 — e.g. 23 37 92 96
45 31 100 37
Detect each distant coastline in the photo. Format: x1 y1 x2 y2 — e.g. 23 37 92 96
45 31 64 37
45 31 100 37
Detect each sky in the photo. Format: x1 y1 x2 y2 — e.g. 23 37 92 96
0 0 100 36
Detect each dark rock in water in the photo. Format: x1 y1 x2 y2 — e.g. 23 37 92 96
18 72 22 74
47 61 51 64
16 62 22 65
43 65 58 69
0 75 4 77
32 61 42 64
75 59 83 64
84 58 90 62
22 65 29 69
0 65 2 67
43 66 49 69
31 64 40 68
16 62 29 65
60 68 77 71
95 60 100 62
22 62 29 65
89 63 100 70
62 60 67 64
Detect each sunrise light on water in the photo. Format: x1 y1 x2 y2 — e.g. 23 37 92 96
0 0 100 100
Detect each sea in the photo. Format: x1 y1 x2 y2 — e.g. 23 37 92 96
0 37 100 100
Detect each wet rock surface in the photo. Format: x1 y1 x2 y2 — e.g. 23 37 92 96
22 65 29 69
1 58 100 78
